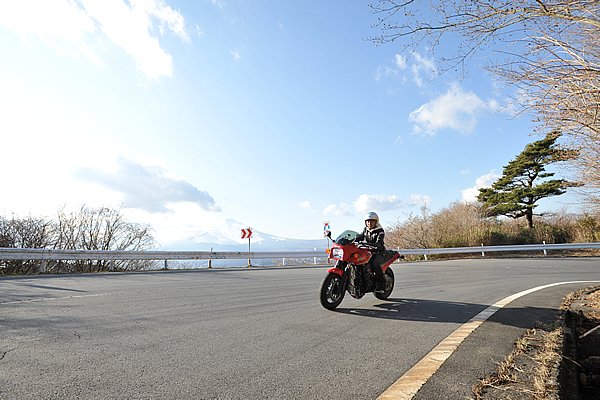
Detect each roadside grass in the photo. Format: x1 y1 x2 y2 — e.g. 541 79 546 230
472 288 594 400
472 326 562 400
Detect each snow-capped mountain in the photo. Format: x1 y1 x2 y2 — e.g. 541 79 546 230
161 219 328 252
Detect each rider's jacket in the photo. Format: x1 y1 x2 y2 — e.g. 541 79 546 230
355 226 386 255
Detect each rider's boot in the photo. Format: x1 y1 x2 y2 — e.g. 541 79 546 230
374 267 386 292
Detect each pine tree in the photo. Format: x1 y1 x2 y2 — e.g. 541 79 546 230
477 131 579 229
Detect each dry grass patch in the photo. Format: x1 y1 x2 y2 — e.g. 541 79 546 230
472 326 563 400
472 289 593 400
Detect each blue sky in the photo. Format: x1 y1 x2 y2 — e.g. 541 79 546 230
0 0 581 247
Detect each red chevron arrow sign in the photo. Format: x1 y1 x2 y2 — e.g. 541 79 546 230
241 228 253 239
241 228 253 267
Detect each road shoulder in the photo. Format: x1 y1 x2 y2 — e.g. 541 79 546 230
412 283 588 400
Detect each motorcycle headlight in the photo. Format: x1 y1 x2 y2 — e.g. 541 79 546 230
331 248 344 259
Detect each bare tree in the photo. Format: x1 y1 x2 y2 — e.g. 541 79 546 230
386 206 433 250
0 215 53 274
370 0 599 207
52 206 155 273
1 208 155 274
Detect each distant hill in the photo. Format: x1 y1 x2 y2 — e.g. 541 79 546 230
160 219 328 252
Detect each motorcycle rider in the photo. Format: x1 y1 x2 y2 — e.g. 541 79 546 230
355 211 387 292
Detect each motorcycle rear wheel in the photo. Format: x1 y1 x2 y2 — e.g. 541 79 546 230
374 267 394 300
320 273 345 310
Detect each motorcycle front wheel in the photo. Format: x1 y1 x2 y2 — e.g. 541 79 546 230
374 267 394 300
320 273 346 310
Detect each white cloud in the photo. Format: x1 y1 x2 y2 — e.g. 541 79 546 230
411 52 437 87
81 0 188 79
230 49 241 61
0 0 188 79
76 157 220 213
409 83 499 136
298 200 316 213
195 24 205 38
323 203 353 217
394 54 407 70
354 194 404 213
409 194 431 207
374 64 399 81
0 1 95 43
375 51 435 86
122 203 225 247
298 200 311 209
324 193 432 217
462 171 501 203
210 0 226 8
140 0 187 40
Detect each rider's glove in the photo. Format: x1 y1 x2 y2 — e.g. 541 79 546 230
356 242 377 251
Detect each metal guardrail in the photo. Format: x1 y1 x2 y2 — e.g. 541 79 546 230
397 242 600 260
0 248 322 261
0 248 327 271
0 242 598 271
0 243 599 261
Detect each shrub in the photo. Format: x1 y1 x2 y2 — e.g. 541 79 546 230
0 207 155 274
387 204 599 252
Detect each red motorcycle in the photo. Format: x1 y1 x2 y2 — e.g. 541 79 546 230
320 230 401 310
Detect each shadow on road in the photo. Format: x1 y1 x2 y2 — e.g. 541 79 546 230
22 284 87 293
335 297 558 329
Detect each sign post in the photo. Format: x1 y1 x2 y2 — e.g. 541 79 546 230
241 228 253 267
324 221 331 263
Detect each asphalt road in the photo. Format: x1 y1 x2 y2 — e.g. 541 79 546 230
1 258 599 400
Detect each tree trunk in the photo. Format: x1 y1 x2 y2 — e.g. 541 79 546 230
526 208 534 229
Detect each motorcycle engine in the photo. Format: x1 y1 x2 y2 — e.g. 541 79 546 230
349 264 374 299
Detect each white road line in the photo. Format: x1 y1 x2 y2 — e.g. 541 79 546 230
378 281 600 400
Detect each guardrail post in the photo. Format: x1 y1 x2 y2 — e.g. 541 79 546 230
543 241 547 256
39 259 47 274
163 260 168 270
109 260 115 271
423 253 428 261
208 247 213 268
481 243 485 257
282 258 286 266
